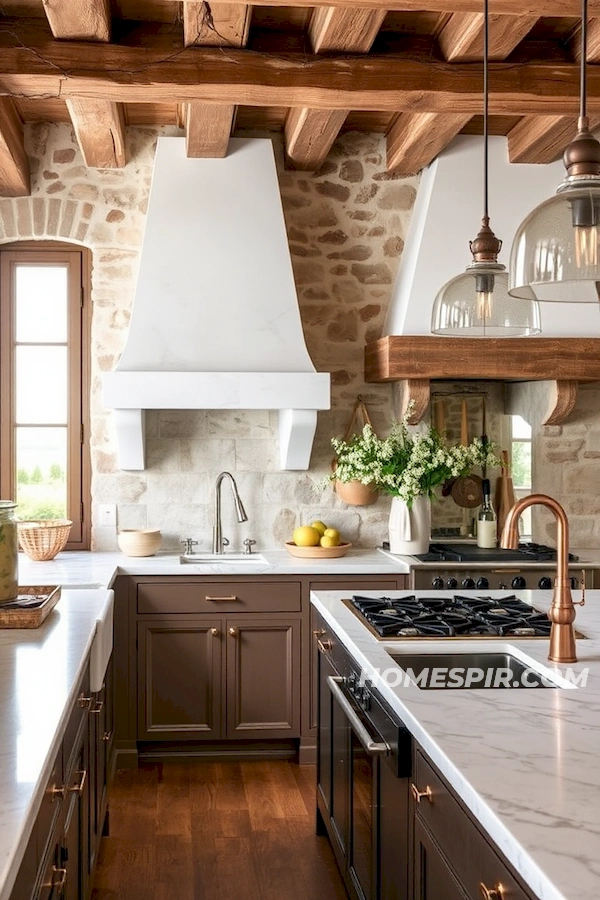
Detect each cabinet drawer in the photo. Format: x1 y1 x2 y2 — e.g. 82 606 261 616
63 670 90 774
413 752 534 900
36 748 63 864
137 581 301 614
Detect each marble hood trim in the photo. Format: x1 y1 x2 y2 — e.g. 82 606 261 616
102 137 330 471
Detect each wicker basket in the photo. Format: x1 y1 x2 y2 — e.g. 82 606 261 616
18 520 73 561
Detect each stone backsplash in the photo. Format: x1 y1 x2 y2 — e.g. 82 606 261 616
1 123 599 551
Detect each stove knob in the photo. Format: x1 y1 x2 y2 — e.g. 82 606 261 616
476 576 489 590
538 576 552 590
446 577 458 589
511 576 527 589
461 577 475 589
347 672 357 694
432 576 445 590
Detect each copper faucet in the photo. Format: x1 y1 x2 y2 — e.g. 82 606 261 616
500 493 583 664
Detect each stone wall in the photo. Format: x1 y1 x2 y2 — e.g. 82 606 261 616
2 123 598 551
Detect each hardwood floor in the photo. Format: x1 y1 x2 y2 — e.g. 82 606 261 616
91 760 348 900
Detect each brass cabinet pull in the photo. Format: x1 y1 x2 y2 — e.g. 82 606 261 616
210 627 219 636
479 883 505 900
91 699 104 714
102 731 112 742
229 627 238 636
317 638 332 653
411 783 433 804
69 769 87 796
313 628 326 637
43 867 67 891
205 595 238 601
50 783 65 801
78 693 92 709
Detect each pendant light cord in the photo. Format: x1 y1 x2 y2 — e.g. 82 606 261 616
483 0 489 222
581 0 588 123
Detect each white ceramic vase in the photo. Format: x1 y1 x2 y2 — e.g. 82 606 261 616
388 494 431 556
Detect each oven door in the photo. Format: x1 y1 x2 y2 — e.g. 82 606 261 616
328 676 389 900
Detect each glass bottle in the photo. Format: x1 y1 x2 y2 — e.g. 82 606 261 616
0 501 18 602
476 479 497 549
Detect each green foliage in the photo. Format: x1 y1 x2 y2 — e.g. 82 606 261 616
17 469 29 484
30 466 43 484
49 463 64 481
511 442 532 489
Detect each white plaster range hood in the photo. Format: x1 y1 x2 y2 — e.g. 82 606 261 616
103 137 330 470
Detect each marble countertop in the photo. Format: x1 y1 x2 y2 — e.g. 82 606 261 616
15 547 412 588
310 588 600 900
0 588 114 900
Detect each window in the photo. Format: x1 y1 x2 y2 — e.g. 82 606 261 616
0 243 90 549
510 414 532 539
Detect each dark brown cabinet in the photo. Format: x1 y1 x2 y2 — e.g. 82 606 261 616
138 618 223 740
413 818 469 900
10 658 114 900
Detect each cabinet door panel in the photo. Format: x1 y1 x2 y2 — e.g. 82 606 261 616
226 616 300 738
413 819 468 900
138 618 222 740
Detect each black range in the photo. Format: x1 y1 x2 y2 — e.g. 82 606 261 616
348 593 552 639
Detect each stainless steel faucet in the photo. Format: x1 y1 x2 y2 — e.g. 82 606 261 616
213 472 248 554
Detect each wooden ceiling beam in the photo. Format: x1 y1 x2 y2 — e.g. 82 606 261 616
438 13 538 61
387 13 536 173
0 97 30 196
183 2 250 157
386 112 472 175
172 0 600 15
3 34 600 114
42 0 111 41
509 21 600 164
65 99 126 167
285 7 385 169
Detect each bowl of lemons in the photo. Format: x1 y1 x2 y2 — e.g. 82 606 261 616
285 521 351 558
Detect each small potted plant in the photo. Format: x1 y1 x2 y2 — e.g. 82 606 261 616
330 423 382 507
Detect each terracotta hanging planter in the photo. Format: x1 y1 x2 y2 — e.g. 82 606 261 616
334 477 379 507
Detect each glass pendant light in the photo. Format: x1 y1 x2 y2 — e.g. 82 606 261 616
509 0 600 302
431 0 542 336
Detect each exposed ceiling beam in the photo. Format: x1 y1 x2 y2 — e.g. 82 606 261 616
171 0 600 15
183 2 250 157
42 0 111 41
2 33 600 114
509 19 600 164
284 108 349 170
185 102 236 157
0 97 30 196
387 13 536 174
387 112 472 175
438 13 538 61
65 99 126 167
285 7 385 169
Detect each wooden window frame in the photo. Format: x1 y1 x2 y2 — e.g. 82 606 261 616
0 241 91 550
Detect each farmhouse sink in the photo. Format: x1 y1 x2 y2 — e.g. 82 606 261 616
386 649 574 690
179 552 268 566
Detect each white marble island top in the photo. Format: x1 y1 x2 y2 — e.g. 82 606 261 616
0 589 114 900
311 588 600 900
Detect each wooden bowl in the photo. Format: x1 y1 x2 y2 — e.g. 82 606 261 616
117 529 162 557
284 541 352 559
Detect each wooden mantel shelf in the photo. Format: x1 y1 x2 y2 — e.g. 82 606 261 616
364 336 600 425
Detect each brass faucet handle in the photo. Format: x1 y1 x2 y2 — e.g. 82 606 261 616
573 569 586 607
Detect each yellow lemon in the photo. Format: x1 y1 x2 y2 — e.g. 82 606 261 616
311 520 327 537
293 525 321 547
322 528 341 547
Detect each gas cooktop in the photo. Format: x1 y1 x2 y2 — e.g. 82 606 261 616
347 593 553 639
413 542 578 564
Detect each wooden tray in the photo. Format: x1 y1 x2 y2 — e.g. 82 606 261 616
0 585 61 628
284 541 352 559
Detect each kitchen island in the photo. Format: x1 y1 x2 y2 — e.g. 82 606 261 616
311 587 600 900
0 588 114 900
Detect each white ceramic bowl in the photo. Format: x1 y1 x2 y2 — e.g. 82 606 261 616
117 528 162 557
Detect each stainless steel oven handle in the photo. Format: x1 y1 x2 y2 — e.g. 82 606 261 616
327 676 390 757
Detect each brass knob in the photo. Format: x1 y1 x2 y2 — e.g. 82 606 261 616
102 731 112 742
411 783 433 804
229 627 237 636
317 638 332 653
211 627 219 636
50 783 65 801
78 694 92 709
313 628 326 637
90 699 104 714
68 769 87 796
43 867 67 890
479 883 505 900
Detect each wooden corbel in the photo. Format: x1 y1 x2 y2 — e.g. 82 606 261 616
542 380 578 425
392 379 430 424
